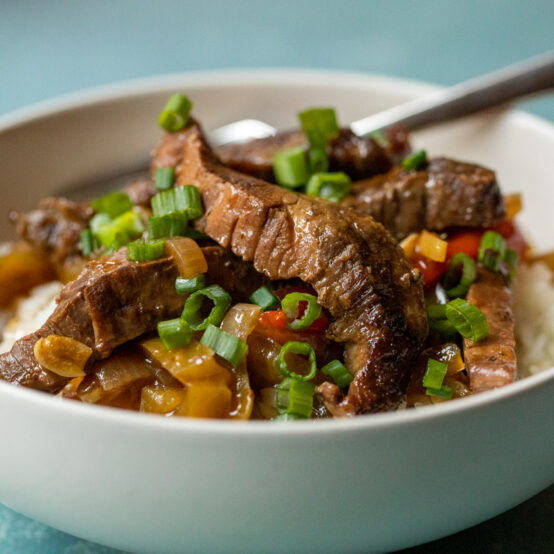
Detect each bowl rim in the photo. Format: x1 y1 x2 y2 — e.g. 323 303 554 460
1 67 553 436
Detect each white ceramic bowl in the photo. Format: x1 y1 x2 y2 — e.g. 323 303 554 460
0 70 553 554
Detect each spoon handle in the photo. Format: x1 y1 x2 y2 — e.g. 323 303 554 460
350 51 554 136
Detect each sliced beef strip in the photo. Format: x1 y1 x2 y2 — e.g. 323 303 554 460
153 124 408 184
344 157 506 239
214 128 399 182
0 245 266 394
463 268 517 392
153 122 428 414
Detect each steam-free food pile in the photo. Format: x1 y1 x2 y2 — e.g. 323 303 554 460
1 94 552 420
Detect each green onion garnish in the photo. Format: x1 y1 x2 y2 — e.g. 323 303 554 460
370 129 388 147
249 286 279 311
320 360 353 389
273 146 310 188
281 292 322 330
298 107 340 148
277 341 317 381
80 229 94 257
306 172 351 203
427 304 447 320
444 252 476 298
200 324 248 368
182 285 231 330
91 192 133 219
428 318 459 342
478 231 506 271
157 318 193 350
503 248 519 279
423 358 448 389
151 185 203 220
425 385 453 400
401 149 428 171
308 146 329 174
127 238 166 262
95 211 144 250
175 274 206 295
155 167 176 191
158 93 193 132
272 413 304 422
148 213 189 240
276 377 315 419
445 298 489 342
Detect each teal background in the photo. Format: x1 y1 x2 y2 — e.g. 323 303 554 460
0 1 553 552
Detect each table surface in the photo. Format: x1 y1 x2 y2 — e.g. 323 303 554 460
0 1 553 552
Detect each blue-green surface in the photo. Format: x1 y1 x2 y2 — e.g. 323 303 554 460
0 1 553 552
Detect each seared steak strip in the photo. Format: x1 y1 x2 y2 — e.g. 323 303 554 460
463 268 517 392
344 157 506 239
0 245 267 393
153 124 410 184
154 122 427 414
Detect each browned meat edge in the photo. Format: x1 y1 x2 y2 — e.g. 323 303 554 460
0 246 267 393
344 158 506 239
153 121 427 414
463 268 517 392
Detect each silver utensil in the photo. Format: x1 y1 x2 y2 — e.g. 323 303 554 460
209 51 554 147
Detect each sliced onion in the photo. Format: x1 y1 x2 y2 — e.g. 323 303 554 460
219 303 260 420
220 303 261 341
418 230 447 262
253 386 279 420
142 337 231 387
165 237 208 278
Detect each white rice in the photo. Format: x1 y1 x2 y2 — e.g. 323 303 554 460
0 281 62 354
0 263 553 381
512 261 554 376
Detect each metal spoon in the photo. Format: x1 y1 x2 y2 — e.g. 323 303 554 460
209 51 554 147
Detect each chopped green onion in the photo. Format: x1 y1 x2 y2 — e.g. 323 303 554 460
151 185 203 220
428 318 459 342
281 292 322 330
272 413 305 422
401 150 428 171
298 107 340 148
95 211 144 250
503 248 519 279
478 231 506 271
370 129 388 147
444 253 476 298
182 285 232 330
157 318 192 350
175 274 206 295
80 229 94 257
423 358 448 389
276 377 315 418
425 385 453 400
148 213 189 240
308 146 329 174
158 93 193 132
200 324 248 368
155 167 176 191
445 298 489 342
91 192 132 219
321 360 353 389
277 341 317 381
306 172 351 203
89 213 112 235
273 146 309 188
249 286 279 311
127 238 166 261
427 304 447 320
